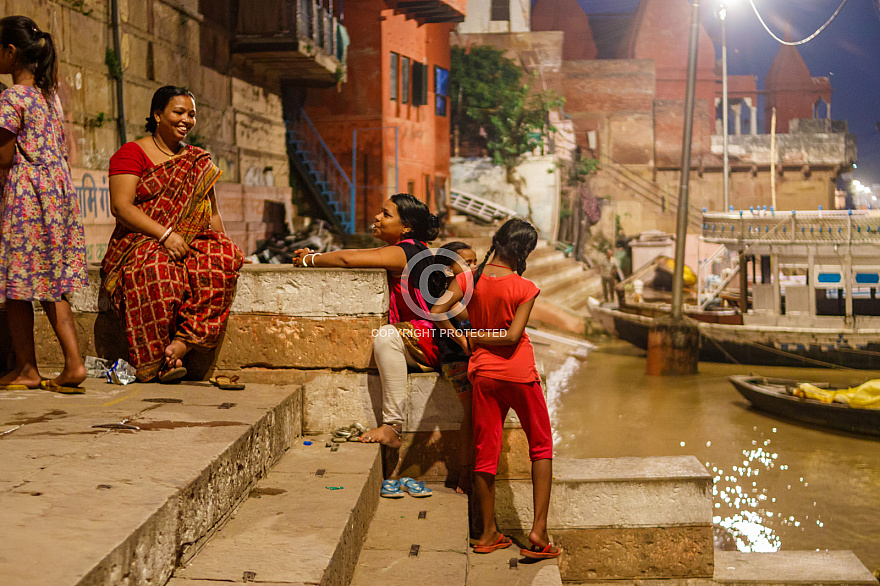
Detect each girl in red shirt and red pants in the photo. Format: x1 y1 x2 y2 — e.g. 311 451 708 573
431 218 559 560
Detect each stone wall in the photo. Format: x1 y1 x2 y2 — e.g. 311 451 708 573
1 0 292 256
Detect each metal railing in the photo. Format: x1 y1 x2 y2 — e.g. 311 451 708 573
697 243 740 310
599 154 703 230
450 189 519 223
287 108 354 233
297 0 338 56
702 209 880 246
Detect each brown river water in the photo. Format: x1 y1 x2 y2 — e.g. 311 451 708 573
537 338 880 573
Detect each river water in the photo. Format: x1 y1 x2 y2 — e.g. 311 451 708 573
538 338 880 573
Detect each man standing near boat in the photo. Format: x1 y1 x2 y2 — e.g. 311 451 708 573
599 248 621 302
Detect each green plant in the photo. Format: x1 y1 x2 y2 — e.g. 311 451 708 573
84 111 106 129
69 0 93 16
450 45 564 220
105 48 122 81
568 156 600 186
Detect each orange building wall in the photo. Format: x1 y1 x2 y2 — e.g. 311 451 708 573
305 0 452 231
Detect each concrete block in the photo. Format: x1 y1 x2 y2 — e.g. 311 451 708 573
229 267 388 317
495 457 713 531
215 314 383 370
406 372 463 431
714 550 877 585
494 456 714 581
66 265 388 317
302 371 382 434
554 526 714 581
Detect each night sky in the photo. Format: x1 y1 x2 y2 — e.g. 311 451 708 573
570 0 880 187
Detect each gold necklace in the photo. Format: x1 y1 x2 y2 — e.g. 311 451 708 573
152 134 179 157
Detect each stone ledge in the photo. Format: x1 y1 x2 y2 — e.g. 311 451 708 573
71 265 389 317
495 456 713 531
713 550 877 585
555 526 714 581
29 313 382 373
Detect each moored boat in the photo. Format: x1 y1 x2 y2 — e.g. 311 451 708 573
587 209 880 370
729 375 880 438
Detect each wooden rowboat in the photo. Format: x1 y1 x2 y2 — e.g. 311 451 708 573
729 375 880 438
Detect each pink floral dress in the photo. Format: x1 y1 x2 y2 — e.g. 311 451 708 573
0 85 87 301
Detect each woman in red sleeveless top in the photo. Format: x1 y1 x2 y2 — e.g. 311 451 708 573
293 193 440 448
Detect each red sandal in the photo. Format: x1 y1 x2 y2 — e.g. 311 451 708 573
520 543 561 559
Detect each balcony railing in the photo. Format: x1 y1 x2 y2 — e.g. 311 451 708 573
233 0 346 87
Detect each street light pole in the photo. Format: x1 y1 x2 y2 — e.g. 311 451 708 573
720 1 730 211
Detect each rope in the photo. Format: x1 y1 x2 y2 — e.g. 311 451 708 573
701 332 880 373
747 0 849 46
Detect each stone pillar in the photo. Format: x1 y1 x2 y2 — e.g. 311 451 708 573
732 102 742 136
750 106 758 135
646 318 699 375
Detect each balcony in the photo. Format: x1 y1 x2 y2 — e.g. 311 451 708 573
232 0 346 88
385 0 466 24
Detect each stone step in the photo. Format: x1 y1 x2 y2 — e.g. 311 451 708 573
300 370 540 482
0 379 302 586
466 538 563 586
713 550 877 585
495 456 715 582
350 484 468 586
23 266 388 376
523 252 573 279
171 438 381 585
534 265 592 297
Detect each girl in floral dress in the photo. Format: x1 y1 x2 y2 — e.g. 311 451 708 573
0 16 88 392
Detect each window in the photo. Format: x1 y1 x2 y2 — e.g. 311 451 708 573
390 53 398 101
401 56 410 104
412 62 428 106
434 66 448 117
490 0 509 21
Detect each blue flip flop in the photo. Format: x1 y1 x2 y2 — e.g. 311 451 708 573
381 479 404 499
399 477 433 498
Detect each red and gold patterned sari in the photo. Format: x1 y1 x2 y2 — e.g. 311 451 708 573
101 146 244 381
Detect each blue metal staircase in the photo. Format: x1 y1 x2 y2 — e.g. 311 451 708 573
286 109 355 233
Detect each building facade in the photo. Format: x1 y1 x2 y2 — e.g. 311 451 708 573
304 0 464 231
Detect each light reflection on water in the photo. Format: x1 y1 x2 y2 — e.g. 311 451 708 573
548 340 880 572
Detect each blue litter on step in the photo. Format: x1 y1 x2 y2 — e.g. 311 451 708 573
303 441 313 445
325 486 343 490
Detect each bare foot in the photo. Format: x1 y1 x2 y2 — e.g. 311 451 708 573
0 366 42 389
164 339 190 370
456 464 473 495
528 530 558 554
358 424 402 448
51 363 87 388
475 530 505 548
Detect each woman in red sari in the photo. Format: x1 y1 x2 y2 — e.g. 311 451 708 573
102 86 244 382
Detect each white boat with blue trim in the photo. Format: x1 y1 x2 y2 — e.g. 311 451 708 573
588 209 880 369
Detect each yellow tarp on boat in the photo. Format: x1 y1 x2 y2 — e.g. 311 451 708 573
795 380 880 410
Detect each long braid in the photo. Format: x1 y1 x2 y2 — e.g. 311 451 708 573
472 245 495 289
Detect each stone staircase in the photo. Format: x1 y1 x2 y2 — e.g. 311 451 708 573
3 266 877 585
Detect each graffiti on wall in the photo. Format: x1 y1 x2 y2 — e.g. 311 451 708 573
71 168 115 224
